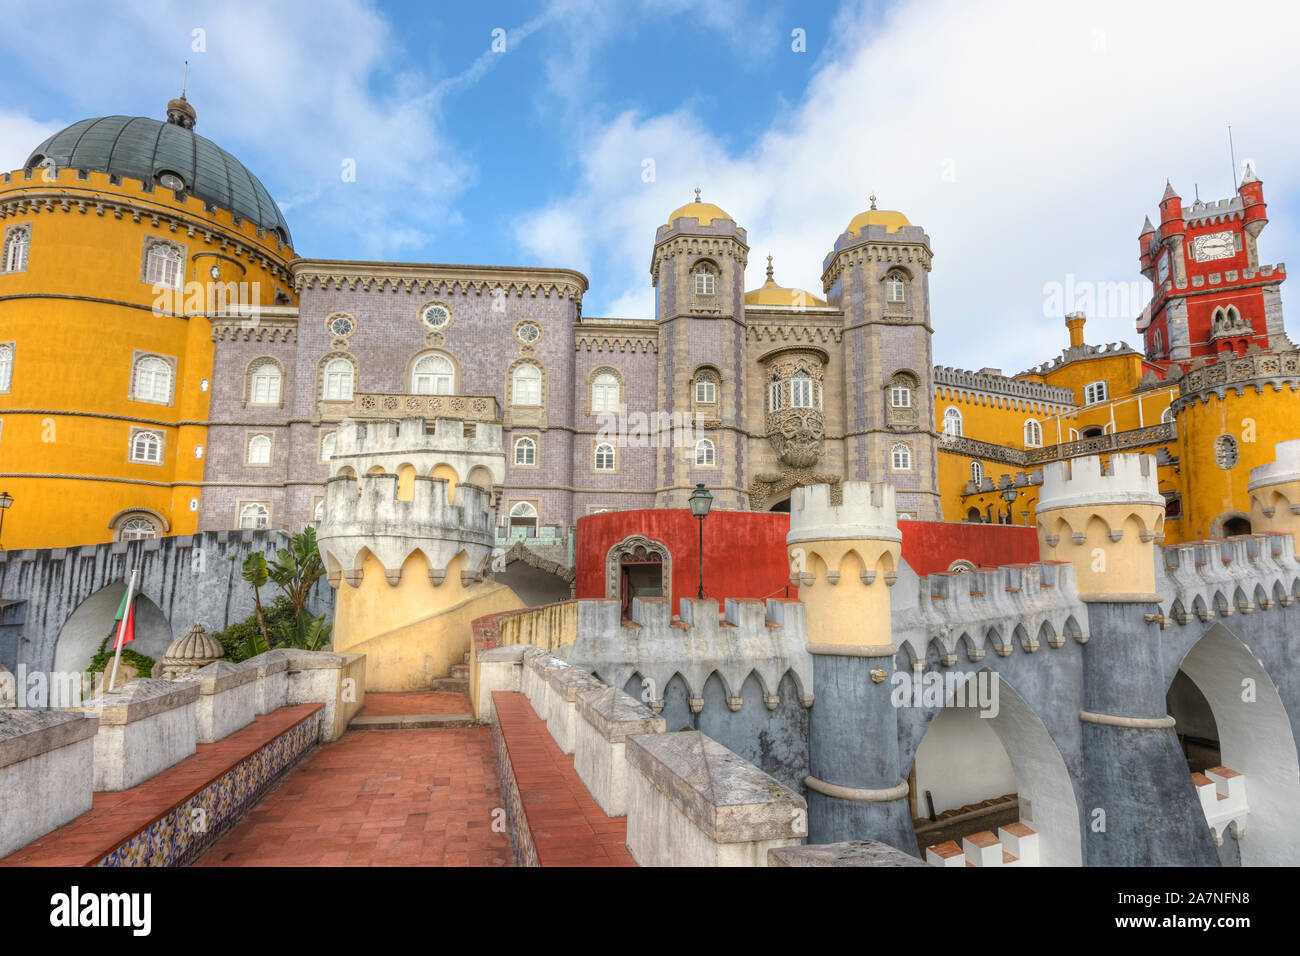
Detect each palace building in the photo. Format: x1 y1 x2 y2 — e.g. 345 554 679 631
0 95 1292 560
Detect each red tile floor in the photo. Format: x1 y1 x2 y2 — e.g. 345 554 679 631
197 723 511 867
357 691 473 716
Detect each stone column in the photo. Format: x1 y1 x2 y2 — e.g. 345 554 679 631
788 481 915 853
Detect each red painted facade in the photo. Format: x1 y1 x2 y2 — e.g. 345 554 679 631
575 509 1041 612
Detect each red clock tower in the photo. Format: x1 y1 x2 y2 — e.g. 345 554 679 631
1137 166 1287 366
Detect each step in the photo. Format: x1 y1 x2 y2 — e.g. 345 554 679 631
348 713 478 730
962 830 1003 867
429 677 469 694
925 840 965 867
449 664 469 679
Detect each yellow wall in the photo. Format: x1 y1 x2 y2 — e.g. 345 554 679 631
0 166 294 548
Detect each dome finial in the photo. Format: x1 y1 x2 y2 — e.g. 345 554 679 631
166 63 197 129
869 193 877 210
766 254 774 282
694 186 701 203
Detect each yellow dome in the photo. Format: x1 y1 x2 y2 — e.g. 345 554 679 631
744 257 827 308
666 189 731 227
845 197 910 236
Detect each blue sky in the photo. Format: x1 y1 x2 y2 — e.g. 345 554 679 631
1 0 1296 372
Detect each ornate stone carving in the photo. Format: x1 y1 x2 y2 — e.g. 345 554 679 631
748 469 842 511
151 623 224 680
605 534 672 600
766 407 824 469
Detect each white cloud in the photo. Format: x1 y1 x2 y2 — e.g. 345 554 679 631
0 112 62 173
514 0 1300 371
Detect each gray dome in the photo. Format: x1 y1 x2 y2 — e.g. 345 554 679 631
26 112 293 246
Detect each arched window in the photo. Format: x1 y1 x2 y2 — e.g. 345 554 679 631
0 343 12 392
591 372 620 414
513 436 536 466
768 379 784 411
249 359 282 405
133 355 172 404
890 381 913 408
247 434 272 465
695 438 716 466
509 501 538 535
890 443 911 470
790 371 813 408
943 406 963 437
694 372 717 404
594 442 616 471
885 274 906 304
144 241 183 289
1161 406 1175 424
1023 419 1042 448
239 502 270 529
129 430 163 464
694 263 716 295
411 353 454 395
970 460 984 485
2 226 29 273
323 357 354 401
117 516 158 541
320 431 337 462
512 363 541 406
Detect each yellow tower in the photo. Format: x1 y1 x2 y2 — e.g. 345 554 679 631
1248 439 1300 539
1036 453 1166 599
0 98 295 548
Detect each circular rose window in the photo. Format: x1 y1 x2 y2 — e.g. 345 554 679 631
517 322 540 343
422 304 451 330
328 315 355 337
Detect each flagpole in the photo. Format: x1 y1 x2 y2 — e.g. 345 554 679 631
108 569 137 694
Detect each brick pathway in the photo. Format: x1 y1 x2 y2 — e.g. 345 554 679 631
197 725 511 867
493 692 635 866
359 692 473 716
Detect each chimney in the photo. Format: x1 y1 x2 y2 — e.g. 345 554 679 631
1066 312 1086 348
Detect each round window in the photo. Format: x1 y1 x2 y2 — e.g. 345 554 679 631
157 171 185 190
422 305 451 330
328 315 355 337
1214 434 1239 470
517 322 540 343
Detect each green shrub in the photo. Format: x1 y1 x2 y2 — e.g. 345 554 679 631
211 596 297 663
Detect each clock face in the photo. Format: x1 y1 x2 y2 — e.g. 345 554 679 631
1193 230 1235 262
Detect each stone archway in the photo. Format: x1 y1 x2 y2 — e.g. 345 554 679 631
1209 510 1252 538
605 534 671 606
53 582 173 682
493 540 575 606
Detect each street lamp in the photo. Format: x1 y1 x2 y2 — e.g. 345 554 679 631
0 491 11 549
1001 487 1018 526
688 483 713 600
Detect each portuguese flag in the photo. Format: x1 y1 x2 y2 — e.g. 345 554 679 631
113 590 136 649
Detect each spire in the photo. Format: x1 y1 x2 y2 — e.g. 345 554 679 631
1161 180 1179 201
1240 163 1260 186
166 65 197 130
1140 215 1155 236
765 254 774 282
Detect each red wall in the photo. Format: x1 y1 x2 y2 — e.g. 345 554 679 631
576 510 1041 611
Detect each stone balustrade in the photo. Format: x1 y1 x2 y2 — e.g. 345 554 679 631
475 645 530 722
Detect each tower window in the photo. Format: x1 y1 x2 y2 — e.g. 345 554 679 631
132 355 173 404
695 438 716 466
513 436 536 466
694 264 717 295
144 241 184 289
509 501 539 535
970 460 984 485
694 374 717 404
2 225 30 273
1161 406 1175 424
591 371 620 414
1023 419 1042 448
411 353 454 395
891 443 912 470
320 431 337 462
943 406 963 437
323 357 355 401
512 363 542 406
0 343 12 393
247 434 272 465
248 359 282 405
239 502 270 530
768 380 784 411
885 274 906 303
890 382 913 408
594 442 616 471
790 371 813 408
117 516 158 541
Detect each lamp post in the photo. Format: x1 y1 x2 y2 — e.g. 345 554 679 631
1001 487 1017 526
688 483 713 600
0 491 11 549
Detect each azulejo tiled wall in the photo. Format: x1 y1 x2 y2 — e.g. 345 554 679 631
96 709 323 867
490 712 539 868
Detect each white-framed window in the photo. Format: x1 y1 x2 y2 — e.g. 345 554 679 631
0 343 12 393
320 431 337 462
890 382 913 408
412 353 454 395
2 226 30 273
790 371 813 408
247 434 272 465
890 443 912 470
694 264 716 295
1161 406 1175 424
509 501 538 534
970 460 984 485
249 360 282 405
132 355 172 404
144 241 183 289
769 380 784 411
323 357 355 401
513 436 536 466
239 502 270 530
512 363 541 406
943 406 963 437
1083 380 1108 406
594 442 616 471
591 372 620 414
1023 419 1042 448
885 274 906 303
695 438 716 466
129 429 164 464
695 376 717 404
118 516 157 541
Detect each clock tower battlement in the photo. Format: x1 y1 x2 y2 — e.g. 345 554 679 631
1137 167 1287 365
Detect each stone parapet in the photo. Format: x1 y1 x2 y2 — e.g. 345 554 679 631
72 679 198 792
0 710 99 858
241 649 291 715
474 644 533 721
574 686 664 817
178 661 257 744
624 730 807 866
544 663 603 755
281 650 366 742
768 840 928 867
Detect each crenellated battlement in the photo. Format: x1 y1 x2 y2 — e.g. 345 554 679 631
569 596 812 713
1037 453 1163 513
1157 533 1300 625
788 481 901 545
317 472 494 586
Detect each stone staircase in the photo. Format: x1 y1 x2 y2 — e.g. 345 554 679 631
346 653 477 730
429 652 470 694
1192 765 1247 844
925 821 1039 867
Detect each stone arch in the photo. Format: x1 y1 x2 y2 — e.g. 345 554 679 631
910 670 1082 865
1171 623 1300 863
404 348 460 395
604 534 671 601
53 582 174 681
1209 510 1252 538
661 673 695 733
467 465 494 495
494 540 575 606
